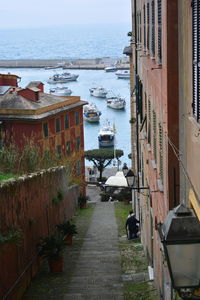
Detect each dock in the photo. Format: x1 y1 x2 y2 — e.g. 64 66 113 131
0 57 130 70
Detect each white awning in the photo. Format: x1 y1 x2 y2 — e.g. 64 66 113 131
105 171 128 187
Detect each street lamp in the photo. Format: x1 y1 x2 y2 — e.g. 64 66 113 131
159 204 200 299
124 169 135 187
122 163 129 176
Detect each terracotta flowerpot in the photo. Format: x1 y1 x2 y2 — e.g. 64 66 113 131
48 257 63 272
65 235 73 246
80 203 87 209
123 199 130 204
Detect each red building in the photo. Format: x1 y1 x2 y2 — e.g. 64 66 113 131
128 1 180 299
0 73 87 182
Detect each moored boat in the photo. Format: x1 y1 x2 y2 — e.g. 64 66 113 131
107 96 126 110
98 122 115 148
83 103 101 123
104 65 118 72
89 87 108 98
49 86 72 96
47 72 79 84
115 70 130 79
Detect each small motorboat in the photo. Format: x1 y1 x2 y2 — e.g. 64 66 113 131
49 86 72 96
104 64 118 72
47 72 79 84
98 121 115 148
115 70 130 79
89 87 108 98
83 103 101 123
107 96 126 110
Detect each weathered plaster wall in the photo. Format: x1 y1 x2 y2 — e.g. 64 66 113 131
0 166 79 300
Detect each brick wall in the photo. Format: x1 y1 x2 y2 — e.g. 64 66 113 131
0 166 79 300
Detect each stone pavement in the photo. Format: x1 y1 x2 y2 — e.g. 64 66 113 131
23 185 124 300
64 202 123 300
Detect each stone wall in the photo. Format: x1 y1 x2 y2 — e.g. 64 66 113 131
0 166 79 300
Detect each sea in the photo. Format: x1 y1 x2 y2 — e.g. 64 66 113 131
0 23 131 167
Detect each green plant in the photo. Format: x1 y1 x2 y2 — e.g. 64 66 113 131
38 233 66 261
56 220 78 237
100 192 110 202
0 228 23 246
52 189 64 205
129 117 136 124
78 194 89 208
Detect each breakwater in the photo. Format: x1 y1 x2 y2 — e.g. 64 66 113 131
0 58 129 70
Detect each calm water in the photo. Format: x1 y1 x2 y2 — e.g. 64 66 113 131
0 23 130 60
0 68 131 166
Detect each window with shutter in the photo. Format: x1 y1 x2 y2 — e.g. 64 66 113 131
192 0 200 121
136 75 143 122
148 99 151 145
151 1 155 57
157 0 162 63
144 5 146 48
159 123 163 181
147 3 150 50
153 111 157 163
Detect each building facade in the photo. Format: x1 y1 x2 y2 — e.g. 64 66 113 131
0 74 87 183
129 1 180 299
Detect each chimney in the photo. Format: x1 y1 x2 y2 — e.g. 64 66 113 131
17 87 40 102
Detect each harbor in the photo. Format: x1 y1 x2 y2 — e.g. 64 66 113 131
0 67 131 165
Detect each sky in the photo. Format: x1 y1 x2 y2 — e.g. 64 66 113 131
1 0 131 29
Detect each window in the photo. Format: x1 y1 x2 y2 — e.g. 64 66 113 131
159 123 164 181
157 0 162 63
136 75 143 122
144 5 146 48
193 0 200 121
43 122 48 138
148 99 151 145
55 118 61 132
151 1 155 57
56 145 62 158
66 141 71 155
76 136 81 151
153 111 157 163
76 160 81 176
147 2 150 50
75 111 80 125
65 114 69 129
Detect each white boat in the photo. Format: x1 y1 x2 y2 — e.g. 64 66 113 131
83 103 101 123
115 70 130 79
49 86 72 96
89 87 108 98
107 96 126 110
104 64 118 72
98 122 115 148
47 72 79 84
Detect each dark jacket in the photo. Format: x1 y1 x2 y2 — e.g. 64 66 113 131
125 215 140 233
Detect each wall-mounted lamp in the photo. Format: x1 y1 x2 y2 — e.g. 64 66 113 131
158 204 200 299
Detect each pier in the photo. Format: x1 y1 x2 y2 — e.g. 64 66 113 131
0 57 129 70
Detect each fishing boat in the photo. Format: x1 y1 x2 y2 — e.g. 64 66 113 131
115 70 130 79
83 103 101 123
89 87 108 98
107 96 126 110
98 122 115 148
47 72 79 84
49 86 72 96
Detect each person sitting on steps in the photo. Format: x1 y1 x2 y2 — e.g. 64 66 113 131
125 213 140 240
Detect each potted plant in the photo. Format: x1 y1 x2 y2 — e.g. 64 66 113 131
78 194 89 209
38 233 66 272
56 220 77 245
